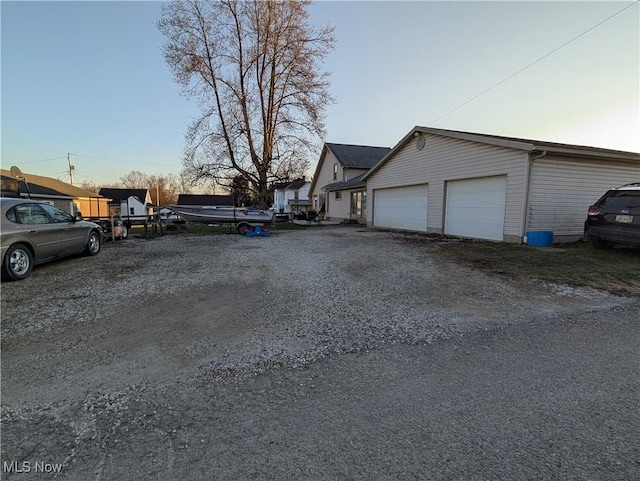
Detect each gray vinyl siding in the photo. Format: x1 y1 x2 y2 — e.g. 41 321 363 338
527 157 640 237
330 189 350 219
310 150 340 214
366 133 527 239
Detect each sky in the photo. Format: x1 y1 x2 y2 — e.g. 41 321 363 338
1 0 638 188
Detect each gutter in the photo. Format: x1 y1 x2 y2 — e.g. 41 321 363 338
522 150 547 239
20 193 74 200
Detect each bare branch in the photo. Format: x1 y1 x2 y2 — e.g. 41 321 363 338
158 0 334 207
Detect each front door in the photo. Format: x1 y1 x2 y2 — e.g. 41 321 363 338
350 191 366 222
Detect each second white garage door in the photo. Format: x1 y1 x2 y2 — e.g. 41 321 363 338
445 176 507 241
373 184 428 231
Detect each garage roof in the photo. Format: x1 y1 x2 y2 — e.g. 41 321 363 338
364 127 640 180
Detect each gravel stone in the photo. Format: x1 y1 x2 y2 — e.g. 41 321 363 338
1 226 636 480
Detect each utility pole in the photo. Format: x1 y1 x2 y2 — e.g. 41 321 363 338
67 153 76 186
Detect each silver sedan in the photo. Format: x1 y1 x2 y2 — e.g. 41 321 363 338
1 197 102 281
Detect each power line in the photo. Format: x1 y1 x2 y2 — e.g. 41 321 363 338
8 156 67 165
70 152 173 168
428 0 639 126
74 172 115 185
35 170 68 178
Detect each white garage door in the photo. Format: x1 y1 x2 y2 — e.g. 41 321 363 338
373 185 428 231
445 176 507 241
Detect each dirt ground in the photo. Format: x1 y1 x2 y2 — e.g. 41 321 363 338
1 226 638 480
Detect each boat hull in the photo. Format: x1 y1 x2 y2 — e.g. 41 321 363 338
169 205 273 224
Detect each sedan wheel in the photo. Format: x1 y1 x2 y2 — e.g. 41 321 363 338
85 231 101 256
2 243 33 281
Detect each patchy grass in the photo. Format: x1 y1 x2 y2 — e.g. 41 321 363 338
438 240 640 297
131 221 308 237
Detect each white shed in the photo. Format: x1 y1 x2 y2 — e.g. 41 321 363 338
98 188 154 226
363 127 640 243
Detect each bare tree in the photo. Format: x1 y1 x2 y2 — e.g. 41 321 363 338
158 0 335 207
79 180 101 194
119 171 149 189
148 173 182 205
119 171 182 205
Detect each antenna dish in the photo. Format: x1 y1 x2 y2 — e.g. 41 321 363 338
10 166 24 180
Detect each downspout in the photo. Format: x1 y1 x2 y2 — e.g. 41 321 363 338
522 150 547 241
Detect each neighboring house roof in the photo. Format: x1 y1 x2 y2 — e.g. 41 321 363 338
176 194 234 206
364 127 640 180
0 169 103 199
273 178 308 192
285 178 308 190
309 143 391 195
99 188 149 203
323 173 367 192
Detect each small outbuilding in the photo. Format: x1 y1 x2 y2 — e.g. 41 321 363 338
363 127 640 243
99 188 154 226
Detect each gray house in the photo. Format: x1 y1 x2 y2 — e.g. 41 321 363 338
309 143 390 223
363 127 640 243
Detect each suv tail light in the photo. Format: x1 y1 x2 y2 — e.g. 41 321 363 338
587 205 600 216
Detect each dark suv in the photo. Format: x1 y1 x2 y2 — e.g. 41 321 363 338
584 183 640 248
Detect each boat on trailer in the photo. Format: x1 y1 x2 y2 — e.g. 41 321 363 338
169 205 273 223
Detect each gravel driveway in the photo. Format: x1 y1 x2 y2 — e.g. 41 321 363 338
1 226 637 480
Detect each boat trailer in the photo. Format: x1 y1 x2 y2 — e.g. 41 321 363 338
236 222 270 237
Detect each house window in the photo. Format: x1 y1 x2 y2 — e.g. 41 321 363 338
333 163 338 180
294 190 299 200
130 207 135 215
335 191 342 200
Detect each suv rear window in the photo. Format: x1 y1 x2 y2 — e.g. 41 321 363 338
601 191 640 209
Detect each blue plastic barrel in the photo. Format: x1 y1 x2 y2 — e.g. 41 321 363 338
526 231 553 247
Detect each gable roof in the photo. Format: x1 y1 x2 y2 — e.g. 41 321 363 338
176 194 234 206
326 143 391 168
1 169 103 199
271 181 291 191
364 127 640 180
99 188 149 202
285 178 308 190
309 143 391 195
272 178 308 192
